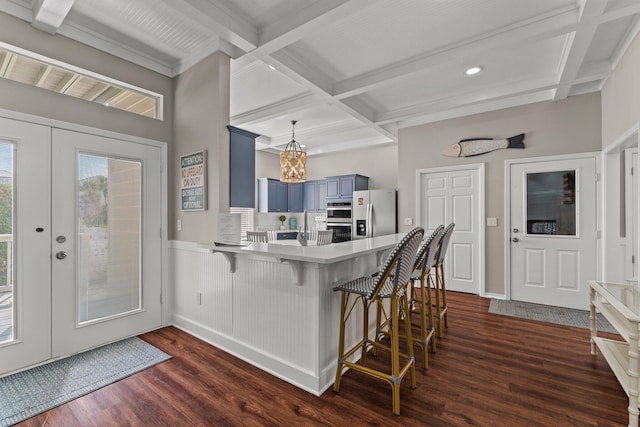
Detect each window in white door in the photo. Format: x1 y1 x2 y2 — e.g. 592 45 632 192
77 154 142 324
526 171 576 236
0 141 13 343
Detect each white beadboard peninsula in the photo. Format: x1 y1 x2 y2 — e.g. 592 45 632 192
169 234 404 395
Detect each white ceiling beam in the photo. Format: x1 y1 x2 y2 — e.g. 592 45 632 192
234 0 379 68
269 121 369 148
332 5 579 99
54 72 80 93
157 0 258 53
33 64 52 87
0 52 15 78
230 93 322 127
376 75 560 126
83 82 110 101
31 0 76 34
332 2 640 100
554 0 607 100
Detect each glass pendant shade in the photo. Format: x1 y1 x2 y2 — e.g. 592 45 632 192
280 120 307 183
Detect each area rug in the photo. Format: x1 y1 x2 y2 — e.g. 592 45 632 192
489 299 617 334
0 336 171 427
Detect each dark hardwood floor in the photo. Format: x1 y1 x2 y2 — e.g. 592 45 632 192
17 292 628 426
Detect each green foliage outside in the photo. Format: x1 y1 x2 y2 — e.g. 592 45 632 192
80 175 108 228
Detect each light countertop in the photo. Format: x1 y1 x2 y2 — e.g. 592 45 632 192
200 233 405 264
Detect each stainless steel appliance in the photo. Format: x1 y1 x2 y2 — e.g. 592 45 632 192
352 189 397 239
326 201 352 242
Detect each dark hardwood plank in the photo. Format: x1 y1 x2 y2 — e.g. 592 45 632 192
14 292 628 426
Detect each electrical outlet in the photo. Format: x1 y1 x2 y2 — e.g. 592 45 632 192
177 219 182 231
404 218 413 226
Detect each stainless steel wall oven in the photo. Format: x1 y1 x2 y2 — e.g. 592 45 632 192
326 202 352 242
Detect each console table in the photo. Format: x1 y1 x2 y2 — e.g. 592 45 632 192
589 280 640 427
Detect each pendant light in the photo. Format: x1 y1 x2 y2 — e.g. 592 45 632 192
280 120 307 183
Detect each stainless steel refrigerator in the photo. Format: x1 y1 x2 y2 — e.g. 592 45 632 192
352 189 397 239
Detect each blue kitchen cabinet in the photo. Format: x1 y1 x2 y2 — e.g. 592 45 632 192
303 180 327 212
258 178 288 212
288 183 303 212
325 174 369 202
317 180 327 211
228 126 259 208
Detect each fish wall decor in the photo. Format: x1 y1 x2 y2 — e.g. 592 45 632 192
441 133 525 157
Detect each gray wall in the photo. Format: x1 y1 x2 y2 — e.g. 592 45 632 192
172 52 231 242
305 144 398 189
0 12 173 143
398 93 602 295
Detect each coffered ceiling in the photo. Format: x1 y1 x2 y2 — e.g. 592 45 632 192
1 0 639 155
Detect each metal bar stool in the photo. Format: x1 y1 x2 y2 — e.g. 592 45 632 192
333 227 424 415
433 223 455 338
408 225 444 368
247 231 269 242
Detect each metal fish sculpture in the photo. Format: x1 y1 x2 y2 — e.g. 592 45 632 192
441 133 525 157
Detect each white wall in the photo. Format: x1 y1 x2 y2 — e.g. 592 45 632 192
398 93 602 295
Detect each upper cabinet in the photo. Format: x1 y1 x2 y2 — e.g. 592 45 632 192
288 183 303 213
228 126 259 208
325 174 369 202
258 174 367 212
258 178 288 212
303 179 327 212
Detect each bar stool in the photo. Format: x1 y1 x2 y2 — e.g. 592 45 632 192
247 231 269 242
408 225 444 368
433 223 455 337
333 227 424 415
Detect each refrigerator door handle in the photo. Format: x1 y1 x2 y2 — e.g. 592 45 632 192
367 203 373 238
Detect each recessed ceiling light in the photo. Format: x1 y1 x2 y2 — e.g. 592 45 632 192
465 66 483 76
268 65 276 70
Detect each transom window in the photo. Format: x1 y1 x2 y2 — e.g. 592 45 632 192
0 43 162 120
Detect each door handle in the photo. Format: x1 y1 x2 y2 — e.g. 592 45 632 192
55 251 67 260
512 237 519 243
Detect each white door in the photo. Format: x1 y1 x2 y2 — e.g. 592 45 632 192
0 118 51 374
419 166 483 294
1 121 163 376
625 149 638 280
51 129 163 358
509 157 597 310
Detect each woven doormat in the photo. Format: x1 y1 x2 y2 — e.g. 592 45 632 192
0 337 171 426
489 299 617 334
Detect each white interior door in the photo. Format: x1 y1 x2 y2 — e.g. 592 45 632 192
0 118 51 374
419 166 483 294
509 157 597 310
51 129 163 358
625 148 638 280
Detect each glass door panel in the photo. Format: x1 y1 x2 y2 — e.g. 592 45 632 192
526 170 577 236
78 154 142 324
0 141 13 343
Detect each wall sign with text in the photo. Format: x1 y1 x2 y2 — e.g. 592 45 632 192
180 150 207 211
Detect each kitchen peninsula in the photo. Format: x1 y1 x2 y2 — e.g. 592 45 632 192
170 234 405 395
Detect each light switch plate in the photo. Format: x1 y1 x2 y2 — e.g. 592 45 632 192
404 218 413 226
177 219 182 231
486 217 498 227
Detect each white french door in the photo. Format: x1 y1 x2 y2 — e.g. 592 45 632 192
0 117 51 374
1 119 163 375
418 165 484 294
51 129 163 358
509 156 597 310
